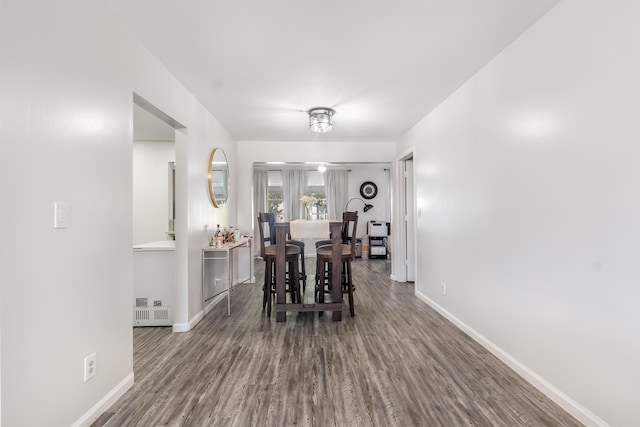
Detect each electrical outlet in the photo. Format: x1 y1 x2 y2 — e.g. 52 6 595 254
441 282 446 295
84 353 96 382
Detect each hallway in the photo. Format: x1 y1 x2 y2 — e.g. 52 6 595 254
94 259 581 426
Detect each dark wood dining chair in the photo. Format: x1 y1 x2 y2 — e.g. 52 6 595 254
315 211 358 316
314 210 356 286
261 212 307 292
257 213 301 316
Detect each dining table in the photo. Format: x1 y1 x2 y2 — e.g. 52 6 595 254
274 221 343 322
289 219 330 257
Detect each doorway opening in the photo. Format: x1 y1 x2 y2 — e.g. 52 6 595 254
132 94 184 328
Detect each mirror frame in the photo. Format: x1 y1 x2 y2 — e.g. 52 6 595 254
208 147 229 208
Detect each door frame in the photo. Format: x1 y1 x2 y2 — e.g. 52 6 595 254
391 146 416 283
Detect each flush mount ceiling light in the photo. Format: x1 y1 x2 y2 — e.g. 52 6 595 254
308 107 335 133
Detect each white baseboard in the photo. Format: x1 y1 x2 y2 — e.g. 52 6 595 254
172 321 191 333
172 307 205 332
72 372 134 427
173 290 231 333
189 310 204 329
204 292 227 316
414 290 608 427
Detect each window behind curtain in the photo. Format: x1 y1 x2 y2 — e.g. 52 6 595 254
267 171 284 221
306 171 327 220
266 170 327 220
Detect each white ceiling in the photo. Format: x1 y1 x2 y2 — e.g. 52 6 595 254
108 0 560 142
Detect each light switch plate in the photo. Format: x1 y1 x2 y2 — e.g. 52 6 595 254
54 202 69 228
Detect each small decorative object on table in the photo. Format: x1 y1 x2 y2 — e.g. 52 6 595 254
224 226 236 243
300 195 318 220
213 224 223 247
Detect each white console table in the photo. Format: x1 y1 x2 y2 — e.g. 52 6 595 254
202 237 252 316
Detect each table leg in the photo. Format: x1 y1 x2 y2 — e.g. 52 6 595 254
227 248 232 316
275 223 287 322
330 221 342 321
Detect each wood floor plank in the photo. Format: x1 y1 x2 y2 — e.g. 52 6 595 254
92 258 583 427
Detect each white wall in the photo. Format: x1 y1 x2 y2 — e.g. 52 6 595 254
397 1 639 425
236 140 395 241
182 121 236 331
0 0 235 425
347 168 390 238
133 140 175 245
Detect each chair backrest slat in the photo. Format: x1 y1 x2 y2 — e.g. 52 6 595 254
256 212 276 257
342 211 358 258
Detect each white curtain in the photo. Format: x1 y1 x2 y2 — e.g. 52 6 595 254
324 170 349 220
253 169 268 217
253 169 268 253
283 169 308 220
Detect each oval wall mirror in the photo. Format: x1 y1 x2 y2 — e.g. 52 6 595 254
208 148 229 208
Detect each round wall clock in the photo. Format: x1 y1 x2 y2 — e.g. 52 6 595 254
360 181 378 199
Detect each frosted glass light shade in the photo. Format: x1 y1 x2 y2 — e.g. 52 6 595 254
309 108 334 133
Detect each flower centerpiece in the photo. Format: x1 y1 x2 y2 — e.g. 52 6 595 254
300 195 318 220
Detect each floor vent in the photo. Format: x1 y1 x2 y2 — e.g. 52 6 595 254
134 306 173 326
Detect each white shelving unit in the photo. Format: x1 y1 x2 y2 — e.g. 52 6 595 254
367 221 389 259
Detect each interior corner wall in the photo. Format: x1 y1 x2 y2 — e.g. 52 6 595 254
396 1 639 425
0 308 2 427
0 4 3 424
132 140 175 245
0 0 235 425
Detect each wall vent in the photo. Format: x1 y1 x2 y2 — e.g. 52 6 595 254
154 309 169 320
133 306 173 326
135 309 150 321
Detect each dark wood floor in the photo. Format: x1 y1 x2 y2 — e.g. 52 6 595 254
93 258 582 426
